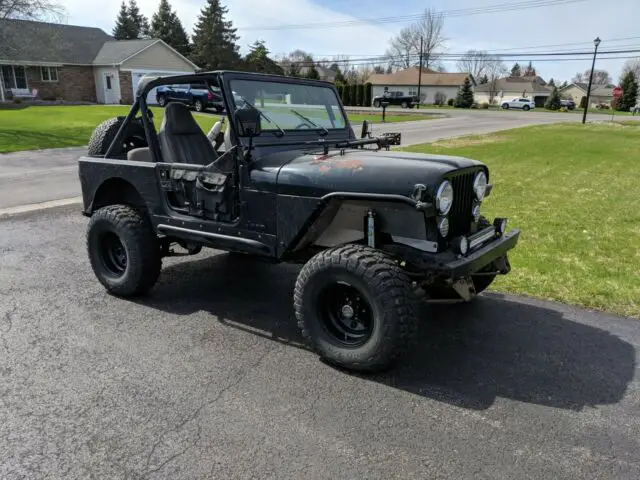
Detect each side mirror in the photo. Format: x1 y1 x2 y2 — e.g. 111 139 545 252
234 106 261 137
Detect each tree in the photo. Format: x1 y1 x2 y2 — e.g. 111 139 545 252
523 61 536 76
510 63 521 77
621 58 640 84
385 7 445 70
350 84 358 106
150 0 190 56
617 71 638 111
572 69 611 85
547 78 555 87
0 0 64 20
190 0 241 71
305 63 320 80
455 76 474 108
479 74 488 84
244 40 284 75
286 62 300 77
485 58 508 104
561 80 568 88
456 50 493 79
356 84 365 106
342 83 351 106
364 82 372 107
373 65 385 74
385 65 393 74
544 86 561 110
112 0 149 40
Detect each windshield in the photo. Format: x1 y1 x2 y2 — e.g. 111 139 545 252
228 79 347 131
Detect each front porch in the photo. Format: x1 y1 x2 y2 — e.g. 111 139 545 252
1 64 97 103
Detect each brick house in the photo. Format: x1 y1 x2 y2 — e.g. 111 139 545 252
0 18 198 104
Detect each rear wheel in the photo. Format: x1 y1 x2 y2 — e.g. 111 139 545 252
401 101 408 108
502 103 509 109
194 99 205 112
373 100 381 108
86 205 161 297
523 105 530 111
157 95 167 107
294 245 417 372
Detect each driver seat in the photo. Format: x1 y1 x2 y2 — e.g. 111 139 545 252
159 102 218 165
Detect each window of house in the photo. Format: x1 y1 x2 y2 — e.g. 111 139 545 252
106 76 112 90
40 67 58 82
1 65 27 89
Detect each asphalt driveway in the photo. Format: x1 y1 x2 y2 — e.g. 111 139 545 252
1 205 638 479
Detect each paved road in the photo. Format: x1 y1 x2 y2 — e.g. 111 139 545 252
1 206 639 479
5 109 635 210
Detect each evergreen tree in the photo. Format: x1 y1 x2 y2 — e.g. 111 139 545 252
385 65 393 74
523 61 536 76
455 76 474 108
342 84 351 105
113 2 135 40
479 74 489 84
244 40 284 75
112 0 149 40
544 86 561 110
510 62 521 76
547 78 555 87
150 0 190 56
128 0 150 38
330 63 346 85
364 82 372 106
287 62 300 77
190 0 241 71
305 64 320 80
350 84 358 106
618 71 638 111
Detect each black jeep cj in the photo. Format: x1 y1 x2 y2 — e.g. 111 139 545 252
78 70 520 372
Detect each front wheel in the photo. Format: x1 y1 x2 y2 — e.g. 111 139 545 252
523 105 531 111
157 95 167 107
194 99 205 112
294 245 418 372
401 101 408 108
502 103 509 109
86 205 161 297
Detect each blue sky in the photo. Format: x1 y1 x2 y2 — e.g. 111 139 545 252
61 0 640 83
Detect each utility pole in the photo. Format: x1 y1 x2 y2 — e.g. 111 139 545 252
417 36 424 109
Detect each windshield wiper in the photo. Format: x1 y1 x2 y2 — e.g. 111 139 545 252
290 109 329 137
237 95 286 137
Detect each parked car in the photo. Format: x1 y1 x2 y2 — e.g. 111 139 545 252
373 91 419 109
631 101 640 115
501 97 535 111
560 99 576 110
155 82 224 112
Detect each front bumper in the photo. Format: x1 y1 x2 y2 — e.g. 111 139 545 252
390 227 520 279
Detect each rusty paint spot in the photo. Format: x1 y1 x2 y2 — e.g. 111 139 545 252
313 158 364 174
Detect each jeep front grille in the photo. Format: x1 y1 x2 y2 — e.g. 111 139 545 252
448 171 476 237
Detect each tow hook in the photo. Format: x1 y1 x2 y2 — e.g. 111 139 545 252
452 277 476 302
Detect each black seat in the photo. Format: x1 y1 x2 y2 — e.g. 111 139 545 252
158 102 218 165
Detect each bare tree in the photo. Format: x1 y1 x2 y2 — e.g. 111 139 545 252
385 8 446 70
456 50 494 79
621 58 640 84
484 57 508 104
0 0 65 20
572 69 612 86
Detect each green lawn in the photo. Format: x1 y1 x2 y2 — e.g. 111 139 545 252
0 105 431 153
402 123 640 318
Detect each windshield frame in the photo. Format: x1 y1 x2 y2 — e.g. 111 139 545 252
221 73 351 137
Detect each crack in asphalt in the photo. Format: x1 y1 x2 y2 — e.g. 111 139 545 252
141 346 275 478
1 302 17 353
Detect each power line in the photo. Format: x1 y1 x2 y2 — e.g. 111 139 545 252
236 0 591 31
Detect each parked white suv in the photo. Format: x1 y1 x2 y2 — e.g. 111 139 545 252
501 97 535 111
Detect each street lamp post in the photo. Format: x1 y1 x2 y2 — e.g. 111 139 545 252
582 36 601 124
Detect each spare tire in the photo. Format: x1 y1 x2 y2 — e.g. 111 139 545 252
88 116 147 159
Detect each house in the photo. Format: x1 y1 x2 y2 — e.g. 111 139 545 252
365 67 474 106
559 82 614 107
474 75 551 107
0 18 198 105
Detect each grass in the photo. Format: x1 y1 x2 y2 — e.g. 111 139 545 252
402 123 640 318
0 105 430 153
348 113 436 124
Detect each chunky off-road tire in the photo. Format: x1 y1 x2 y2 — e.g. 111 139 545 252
86 205 161 297
157 94 167 107
87 116 146 159
294 245 418 372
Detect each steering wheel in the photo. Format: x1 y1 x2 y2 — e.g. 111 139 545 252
294 123 312 130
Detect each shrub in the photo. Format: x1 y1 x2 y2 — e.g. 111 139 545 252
481 102 489 109
356 84 365 106
611 97 621 111
337 84 344 100
364 82 372 107
434 91 446 105
560 106 569 112
13 98 23 104
342 85 350 106
350 84 358 106
545 86 562 110
447 98 455 106
579 96 587 109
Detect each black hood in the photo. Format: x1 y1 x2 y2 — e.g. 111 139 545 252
251 149 486 198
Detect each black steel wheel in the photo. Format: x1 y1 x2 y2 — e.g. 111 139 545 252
194 100 204 112
87 205 161 296
157 95 167 107
294 245 418 372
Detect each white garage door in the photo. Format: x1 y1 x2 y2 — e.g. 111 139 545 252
130 70 194 105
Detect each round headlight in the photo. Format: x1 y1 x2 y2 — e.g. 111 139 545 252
436 181 454 215
473 171 488 200
452 236 468 255
472 203 481 222
437 216 450 237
